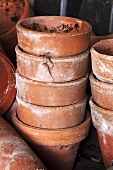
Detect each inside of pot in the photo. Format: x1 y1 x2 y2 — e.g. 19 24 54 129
20 16 91 34
94 42 113 56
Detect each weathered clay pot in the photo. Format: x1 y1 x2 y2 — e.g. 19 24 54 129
16 95 87 129
16 45 89 82
16 16 92 56
16 71 88 106
0 0 34 64
89 97 113 169
12 110 91 170
0 116 46 170
90 39 113 83
90 73 113 110
0 49 16 115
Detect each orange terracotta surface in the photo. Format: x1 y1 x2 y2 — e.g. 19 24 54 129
16 95 87 129
12 110 91 169
89 97 113 169
0 49 16 115
90 39 113 83
16 45 89 82
0 116 46 170
16 16 92 56
16 71 88 106
90 73 113 110
0 0 34 53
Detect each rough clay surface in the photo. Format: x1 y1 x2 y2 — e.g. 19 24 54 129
0 116 46 170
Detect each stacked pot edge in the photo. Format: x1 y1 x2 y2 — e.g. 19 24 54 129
13 16 92 170
89 39 113 169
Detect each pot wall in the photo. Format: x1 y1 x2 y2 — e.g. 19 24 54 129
16 45 89 82
16 95 87 129
90 73 113 110
16 71 88 106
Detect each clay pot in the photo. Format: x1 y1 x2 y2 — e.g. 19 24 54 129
12 110 91 170
16 45 89 83
90 39 113 83
0 0 34 64
16 16 92 56
90 73 113 110
0 48 16 115
16 71 88 106
16 95 87 129
0 115 46 170
89 97 113 169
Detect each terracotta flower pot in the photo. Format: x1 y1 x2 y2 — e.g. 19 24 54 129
16 45 89 83
16 71 88 106
90 39 113 83
0 116 46 170
90 73 113 110
89 97 113 169
0 48 16 115
16 16 92 56
0 0 34 64
16 95 87 129
12 110 91 170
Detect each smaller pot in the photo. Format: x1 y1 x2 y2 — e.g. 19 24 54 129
16 71 88 106
16 16 92 56
16 45 89 83
90 73 113 110
16 95 87 129
89 97 113 169
90 39 113 83
12 109 91 170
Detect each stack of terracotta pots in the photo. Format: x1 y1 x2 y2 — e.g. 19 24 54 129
89 39 113 169
12 16 92 170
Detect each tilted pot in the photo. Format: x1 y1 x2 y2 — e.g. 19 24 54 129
16 45 89 83
90 39 113 83
16 16 92 56
16 71 88 106
90 73 113 110
89 97 113 169
12 109 91 170
0 116 47 170
16 95 87 129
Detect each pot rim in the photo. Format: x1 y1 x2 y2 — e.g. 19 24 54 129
0 54 16 115
15 45 89 61
16 95 87 110
16 71 88 87
90 73 113 89
16 16 92 37
0 0 30 40
90 39 113 60
89 97 113 116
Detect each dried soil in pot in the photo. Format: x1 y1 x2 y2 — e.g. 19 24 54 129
0 116 47 170
90 39 113 83
90 73 113 110
16 45 89 83
0 50 16 115
0 0 34 56
16 16 92 56
16 71 88 106
12 110 91 170
89 97 113 169
16 95 87 129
